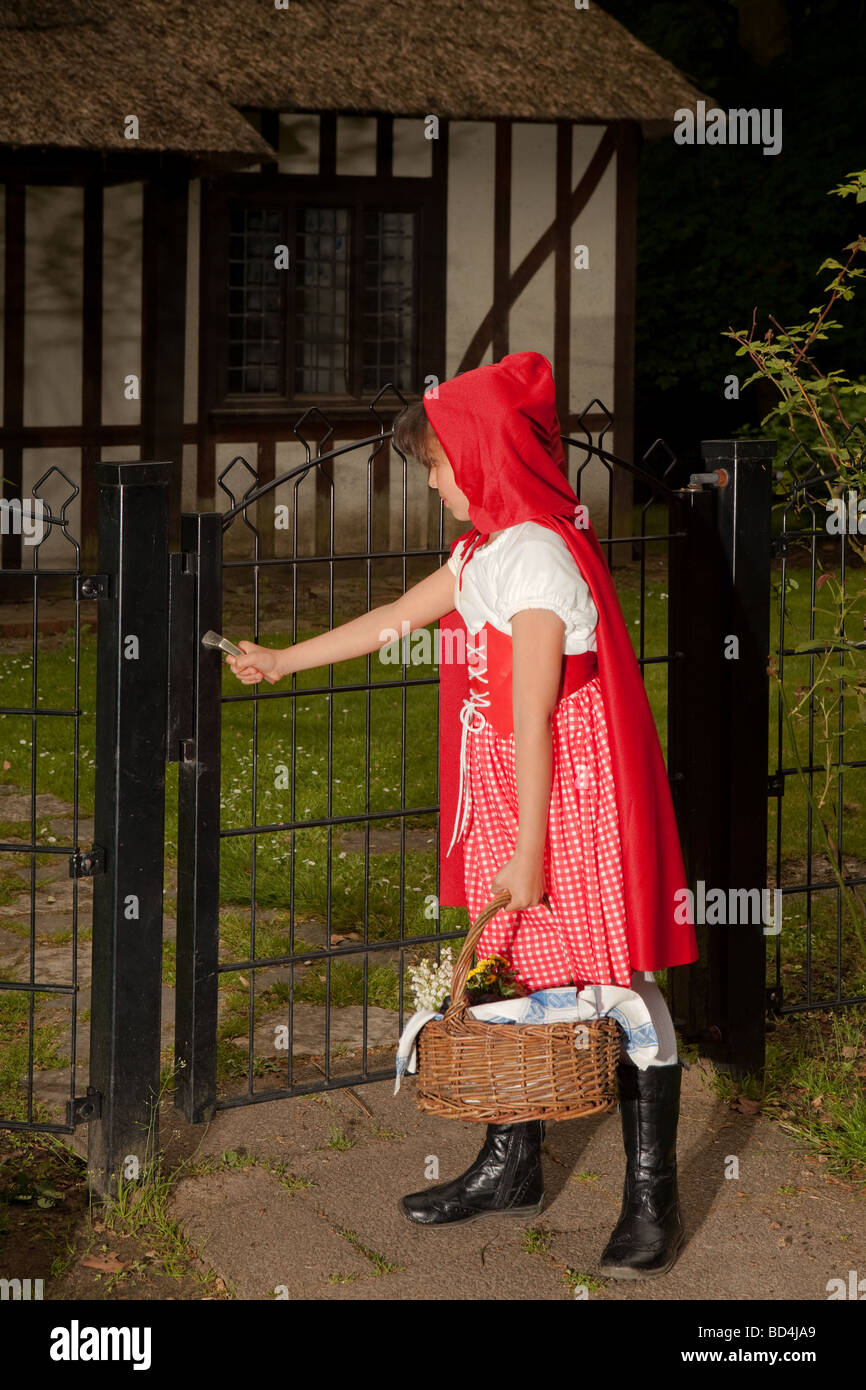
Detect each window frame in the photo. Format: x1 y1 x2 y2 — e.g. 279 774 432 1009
201 171 445 420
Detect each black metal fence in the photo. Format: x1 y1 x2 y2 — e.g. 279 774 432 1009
0 468 92 1136
3 407 864 1196
765 429 866 1021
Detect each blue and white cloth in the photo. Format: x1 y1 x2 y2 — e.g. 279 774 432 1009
394 983 660 1094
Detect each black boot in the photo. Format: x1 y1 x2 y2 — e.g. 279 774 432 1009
400 1121 546 1227
599 1060 685 1278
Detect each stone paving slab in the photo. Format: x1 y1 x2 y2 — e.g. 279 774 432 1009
162 1061 866 1302
171 1167 373 1299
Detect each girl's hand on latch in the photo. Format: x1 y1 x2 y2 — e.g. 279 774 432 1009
489 851 553 914
225 640 282 686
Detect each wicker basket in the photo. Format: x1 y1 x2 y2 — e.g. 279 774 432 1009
414 890 622 1123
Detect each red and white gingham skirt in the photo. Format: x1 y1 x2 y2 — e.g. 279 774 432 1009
460 674 632 992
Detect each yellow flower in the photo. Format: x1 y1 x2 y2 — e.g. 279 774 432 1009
467 954 511 983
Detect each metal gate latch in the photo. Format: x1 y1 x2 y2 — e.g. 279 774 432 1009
688 469 729 488
69 845 106 878
67 1087 102 1128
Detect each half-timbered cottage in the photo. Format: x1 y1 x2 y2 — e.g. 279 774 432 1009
0 0 709 567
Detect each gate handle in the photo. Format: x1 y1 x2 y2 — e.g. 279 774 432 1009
202 630 279 684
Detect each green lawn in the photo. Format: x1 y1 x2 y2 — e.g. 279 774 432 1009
2 515 865 1009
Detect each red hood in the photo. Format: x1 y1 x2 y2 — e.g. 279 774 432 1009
428 351 697 972
424 351 577 537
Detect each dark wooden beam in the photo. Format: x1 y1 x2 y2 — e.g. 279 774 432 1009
141 156 190 543
423 114 448 394
319 113 337 177
1 180 24 568
376 115 394 178
260 109 280 178
554 120 573 436
196 177 216 505
612 120 640 565
492 119 512 362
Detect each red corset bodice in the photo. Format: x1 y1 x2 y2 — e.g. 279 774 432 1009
466 620 598 737
446 620 598 856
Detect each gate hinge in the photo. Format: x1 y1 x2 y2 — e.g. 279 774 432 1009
768 772 785 797
770 534 789 559
77 573 109 600
766 985 784 1016
67 1087 102 1128
68 844 106 878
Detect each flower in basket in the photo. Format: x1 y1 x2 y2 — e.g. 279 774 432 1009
406 947 454 1013
465 954 530 1006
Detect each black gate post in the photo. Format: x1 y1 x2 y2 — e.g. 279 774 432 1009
87 461 169 1198
666 482 726 1054
174 513 222 1122
682 440 776 1082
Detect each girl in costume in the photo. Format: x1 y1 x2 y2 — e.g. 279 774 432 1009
227 351 698 1279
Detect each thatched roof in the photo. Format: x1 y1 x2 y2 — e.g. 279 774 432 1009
0 0 273 163
0 0 710 160
156 0 711 135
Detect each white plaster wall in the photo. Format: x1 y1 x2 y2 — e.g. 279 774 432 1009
181 442 198 512
570 126 616 413
24 186 83 428
16 188 84 565
102 181 142 427
445 122 495 380
569 127 617 533
184 179 200 427
509 122 556 368
277 113 320 174
392 117 433 178
336 116 378 176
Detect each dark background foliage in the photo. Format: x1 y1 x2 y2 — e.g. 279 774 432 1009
599 0 866 469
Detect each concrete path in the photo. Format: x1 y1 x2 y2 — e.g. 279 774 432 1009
3 777 864 1301
162 1058 866 1302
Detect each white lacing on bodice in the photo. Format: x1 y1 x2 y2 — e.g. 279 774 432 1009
445 629 491 858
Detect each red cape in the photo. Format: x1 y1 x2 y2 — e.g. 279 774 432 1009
425 351 697 971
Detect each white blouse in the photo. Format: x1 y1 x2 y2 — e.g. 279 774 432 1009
446 520 598 654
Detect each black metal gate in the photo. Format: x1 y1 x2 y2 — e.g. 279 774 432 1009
0 461 169 1198
170 398 711 1124
9 410 858 1195
0 469 92 1136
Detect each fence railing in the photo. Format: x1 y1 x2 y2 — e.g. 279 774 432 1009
5 430 863 1195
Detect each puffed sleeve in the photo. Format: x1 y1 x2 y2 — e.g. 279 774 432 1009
495 526 598 643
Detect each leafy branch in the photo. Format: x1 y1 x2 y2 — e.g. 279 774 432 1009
724 167 866 502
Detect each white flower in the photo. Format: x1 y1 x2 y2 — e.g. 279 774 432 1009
407 947 454 1011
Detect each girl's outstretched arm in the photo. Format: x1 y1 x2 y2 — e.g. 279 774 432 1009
489 608 565 912
226 560 457 684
